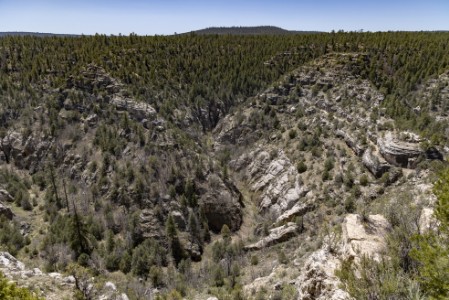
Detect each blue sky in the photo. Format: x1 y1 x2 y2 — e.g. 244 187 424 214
1 0 448 35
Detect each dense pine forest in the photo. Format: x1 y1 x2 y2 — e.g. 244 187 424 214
1 32 449 299
2 32 449 134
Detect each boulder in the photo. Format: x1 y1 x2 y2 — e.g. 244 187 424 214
170 211 186 230
139 209 162 239
0 252 25 272
111 96 156 121
342 214 390 261
336 129 365 156
0 202 14 220
377 132 423 168
419 208 437 234
0 189 13 202
0 131 51 172
296 249 351 300
275 201 312 224
84 114 98 127
362 150 390 178
200 175 243 232
244 222 298 251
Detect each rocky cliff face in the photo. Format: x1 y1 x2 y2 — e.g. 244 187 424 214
199 174 243 232
1 51 447 299
0 63 246 297
212 53 446 299
0 131 51 172
232 148 309 218
295 214 389 300
377 131 424 168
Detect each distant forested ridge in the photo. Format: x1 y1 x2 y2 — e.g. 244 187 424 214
1 31 449 135
188 26 322 35
0 32 80 37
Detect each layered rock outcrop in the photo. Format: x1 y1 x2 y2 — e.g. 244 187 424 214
244 222 298 251
111 96 157 121
377 132 423 168
296 214 390 299
296 248 351 300
233 148 308 218
336 130 365 156
276 201 312 224
0 131 51 172
362 150 390 178
66 64 122 94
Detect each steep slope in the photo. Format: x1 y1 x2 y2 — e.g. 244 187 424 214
0 64 245 297
0 33 449 298
213 53 446 299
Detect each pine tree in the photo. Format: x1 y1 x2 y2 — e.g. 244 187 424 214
69 200 91 258
166 214 185 265
188 211 201 246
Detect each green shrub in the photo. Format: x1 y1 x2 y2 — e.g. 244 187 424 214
250 255 259 266
0 217 27 255
149 265 165 287
322 169 331 181
336 257 420 300
288 129 297 139
411 167 449 299
344 196 356 213
278 250 288 264
296 161 307 174
359 174 369 186
0 272 43 299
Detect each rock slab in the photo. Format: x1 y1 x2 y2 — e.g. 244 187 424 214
244 222 298 251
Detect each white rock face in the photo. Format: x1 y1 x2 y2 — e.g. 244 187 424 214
0 252 25 272
0 251 128 300
296 214 390 300
104 281 117 291
342 214 390 262
238 148 307 218
419 207 437 233
244 222 298 251
111 96 157 121
276 201 311 224
296 249 351 300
